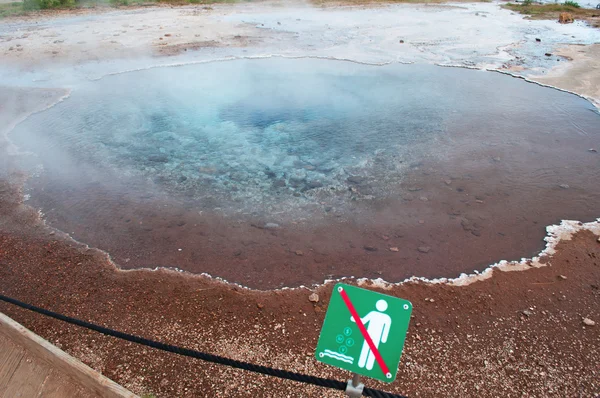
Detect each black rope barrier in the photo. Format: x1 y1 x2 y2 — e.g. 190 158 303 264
0 294 407 398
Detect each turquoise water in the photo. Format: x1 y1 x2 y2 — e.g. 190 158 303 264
12 59 458 214
9 58 600 287
11 58 600 219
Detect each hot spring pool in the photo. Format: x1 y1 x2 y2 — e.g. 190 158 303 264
9 58 600 288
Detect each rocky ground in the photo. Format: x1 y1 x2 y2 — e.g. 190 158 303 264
0 177 599 397
1 2 600 397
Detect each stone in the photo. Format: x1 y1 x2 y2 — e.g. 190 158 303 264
559 184 570 189
295 250 304 256
418 246 431 253
399 39 405 43
545 52 552 57
444 179 452 185
257 303 264 309
535 38 541 42
304 180 323 190
264 222 280 229
558 275 567 280
558 12 574 24
347 175 367 185
164 33 172 37
589 148 597 153
364 246 378 252
582 318 595 326
419 196 428 202
148 154 169 163
408 187 422 192
522 309 533 317
308 293 319 303
389 247 399 252
272 179 287 188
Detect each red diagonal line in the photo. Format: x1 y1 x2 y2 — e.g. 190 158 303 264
339 287 390 377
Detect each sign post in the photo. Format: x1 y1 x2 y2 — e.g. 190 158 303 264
315 283 412 388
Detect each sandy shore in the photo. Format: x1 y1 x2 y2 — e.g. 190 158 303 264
1 2 599 397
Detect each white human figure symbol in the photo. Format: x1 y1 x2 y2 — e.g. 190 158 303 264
351 299 392 370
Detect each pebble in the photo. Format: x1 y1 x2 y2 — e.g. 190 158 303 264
444 179 452 185
419 196 428 202
559 184 570 189
418 246 431 253
522 309 533 317
264 222 280 229
582 318 595 326
295 250 304 256
535 38 541 42
308 293 319 303
589 148 597 153
399 39 404 43
364 246 378 252
389 247 399 252
558 275 567 280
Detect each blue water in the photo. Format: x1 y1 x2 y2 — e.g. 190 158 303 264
11 58 600 219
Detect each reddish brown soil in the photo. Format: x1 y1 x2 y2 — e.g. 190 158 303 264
1 174 599 397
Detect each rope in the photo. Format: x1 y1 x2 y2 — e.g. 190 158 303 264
0 294 407 398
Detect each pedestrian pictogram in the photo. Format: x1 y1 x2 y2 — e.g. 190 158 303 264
315 283 412 382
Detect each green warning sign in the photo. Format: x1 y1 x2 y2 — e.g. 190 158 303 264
315 283 412 383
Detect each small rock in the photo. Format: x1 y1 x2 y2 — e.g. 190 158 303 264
583 318 595 326
559 184 570 189
309 293 319 303
558 12 574 24
535 38 541 42
418 246 431 253
164 33 171 37
389 247 399 252
257 303 264 309
264 222 280 229
148 154 169 163
295 250 304 256
419 196 428 202
399 39 404 43
589 148 597 153
558 275 567 280
347 175 366 185
304 181 323 190
364 246 378 252
522 309 533 317
408 187 422 192
444 179 452 185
